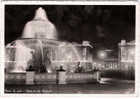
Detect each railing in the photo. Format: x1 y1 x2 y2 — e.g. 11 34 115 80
103 61 135 79
5 72 100 85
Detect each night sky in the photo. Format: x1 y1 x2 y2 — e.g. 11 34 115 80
5 5 135 51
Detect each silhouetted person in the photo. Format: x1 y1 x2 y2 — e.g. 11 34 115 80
26 65 34 71
59 66 65 71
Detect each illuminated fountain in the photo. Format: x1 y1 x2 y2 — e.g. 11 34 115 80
5 7 102 85
5 7 58 73
5 7 93 73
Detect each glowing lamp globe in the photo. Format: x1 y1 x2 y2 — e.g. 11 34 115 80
97 50 107 59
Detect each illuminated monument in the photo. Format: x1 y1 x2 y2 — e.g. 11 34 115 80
5 7 93 73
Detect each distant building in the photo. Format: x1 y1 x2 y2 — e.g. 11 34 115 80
118 40 135 79
118 40 135 63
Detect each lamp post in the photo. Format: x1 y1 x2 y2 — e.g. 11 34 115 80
82 41 93 61
82 41 92 70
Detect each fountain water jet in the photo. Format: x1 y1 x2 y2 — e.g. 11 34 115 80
22 7 58 40
6 40 34 72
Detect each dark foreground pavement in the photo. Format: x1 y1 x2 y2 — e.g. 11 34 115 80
5 77 135 94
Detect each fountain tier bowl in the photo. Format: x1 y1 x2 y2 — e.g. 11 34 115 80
5 38 93 73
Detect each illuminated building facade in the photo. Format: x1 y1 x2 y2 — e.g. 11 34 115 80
118 40 135 79
118 40 135 63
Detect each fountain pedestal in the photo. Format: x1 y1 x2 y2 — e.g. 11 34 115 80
58 71 66 84
26 71 35 85
96 71 101 83
57 67 66 84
